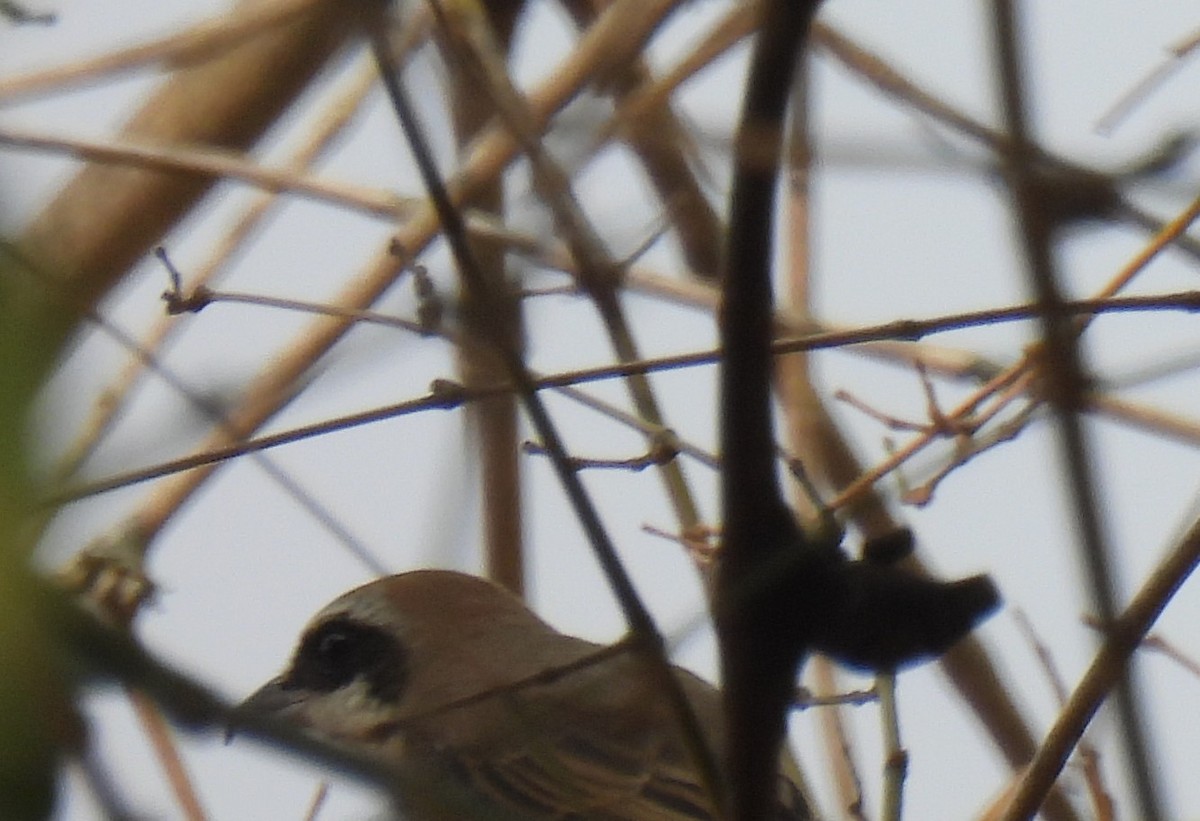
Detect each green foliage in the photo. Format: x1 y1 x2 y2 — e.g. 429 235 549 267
0 245 85 820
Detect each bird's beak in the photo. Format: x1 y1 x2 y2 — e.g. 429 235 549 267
226 677 307 743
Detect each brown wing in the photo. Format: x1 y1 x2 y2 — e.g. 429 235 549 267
397 669 813 820
462 722 715 819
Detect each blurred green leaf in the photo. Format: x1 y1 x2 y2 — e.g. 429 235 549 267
0 243 87 819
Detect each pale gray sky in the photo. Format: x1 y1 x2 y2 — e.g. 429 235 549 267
4 1 1200 819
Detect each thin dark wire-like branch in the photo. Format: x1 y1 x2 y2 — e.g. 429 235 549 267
430 0 705 546
990 3 1161 819
90 310 389 576
362 3 724 811
51 286 1200 506
201 282 1200 351
48 386 469 505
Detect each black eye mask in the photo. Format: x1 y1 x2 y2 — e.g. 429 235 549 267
284 617 409 703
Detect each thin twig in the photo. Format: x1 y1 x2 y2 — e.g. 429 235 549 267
877 673 906 821
0 0 328 101
990 4 1160 817
1095 25 1200 134
1012 611 1114 820
809 660 871 821
127 688 207 821
1082 615 1200 681
0 124 412 219
49 282 1200 506
363 3 725 812
815 23 1200 263
301 784 330 821
430 0 706 546
998 514 1200 821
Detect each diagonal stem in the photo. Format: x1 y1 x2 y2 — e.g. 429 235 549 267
990 3 1161 819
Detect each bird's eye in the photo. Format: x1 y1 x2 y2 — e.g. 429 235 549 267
284 617 408 702
316 630 353 668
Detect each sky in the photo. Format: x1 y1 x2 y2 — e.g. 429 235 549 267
3 1 1200 819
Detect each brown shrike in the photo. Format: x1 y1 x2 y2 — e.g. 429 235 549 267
239 570 815 820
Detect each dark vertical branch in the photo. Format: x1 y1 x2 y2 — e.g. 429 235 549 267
989 4 1161 819
716 3 823 819
717 6 1002 820
720 2 814 539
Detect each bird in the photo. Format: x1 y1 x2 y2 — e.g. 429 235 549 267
237 570 816 820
